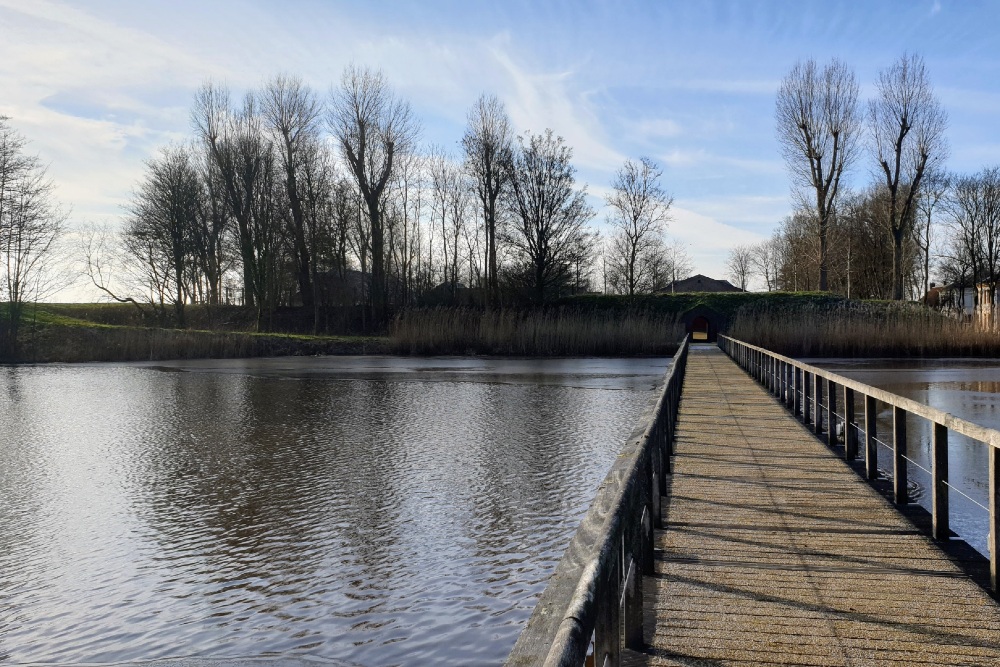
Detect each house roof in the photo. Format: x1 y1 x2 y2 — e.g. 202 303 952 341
659 274 744 293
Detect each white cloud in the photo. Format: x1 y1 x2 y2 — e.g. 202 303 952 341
668 206 768 280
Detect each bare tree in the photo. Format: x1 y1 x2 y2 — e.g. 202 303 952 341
503 129 595 301
426 149 472 296
328 65 418 324
462 94 513 306
869 53 948 300
750 235 782 291
604 157 673 296
946 168 1000 321
662 238 693 292
776 58 860 292
120 146 206 326
192 83 284 326
0 117 66 357
261 74 322 315
726 243 754 291
913 168 950 299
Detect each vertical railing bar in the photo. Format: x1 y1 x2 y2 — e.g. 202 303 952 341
826 378 837 447
844 386 857 460
865 395 878 481
803 371 812 425
990 447 1000 593
932 422 949 541
893 406 908 505
794 367 802 417
813 374 823 436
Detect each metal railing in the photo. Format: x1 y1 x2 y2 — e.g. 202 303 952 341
505 336 690 667
719 335 1000 593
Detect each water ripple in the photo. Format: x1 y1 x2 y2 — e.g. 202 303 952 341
0 357 667 666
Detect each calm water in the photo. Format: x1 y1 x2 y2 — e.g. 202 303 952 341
812 358 1000 557
0 356 669 667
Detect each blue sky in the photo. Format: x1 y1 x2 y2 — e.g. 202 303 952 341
2 0 999 294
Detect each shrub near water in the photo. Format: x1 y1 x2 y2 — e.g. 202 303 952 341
728 300 1000 357
390 308 683 356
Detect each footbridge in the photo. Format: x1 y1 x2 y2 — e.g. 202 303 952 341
506 337 1000 667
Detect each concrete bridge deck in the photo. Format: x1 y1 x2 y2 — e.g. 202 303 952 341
642 346 1000 666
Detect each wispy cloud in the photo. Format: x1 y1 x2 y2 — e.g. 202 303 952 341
659 149 783 175
489 43 625 171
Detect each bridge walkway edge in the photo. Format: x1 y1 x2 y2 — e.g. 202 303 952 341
640 345 1000 666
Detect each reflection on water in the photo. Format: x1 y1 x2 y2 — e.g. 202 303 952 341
812 358 1000 557
0 356 668 666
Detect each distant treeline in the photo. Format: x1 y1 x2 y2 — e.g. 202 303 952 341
80 66 691 338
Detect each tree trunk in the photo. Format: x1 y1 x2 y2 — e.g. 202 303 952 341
369 200 386 325
892 228 905 301
285 164 314 314
818 216 829 291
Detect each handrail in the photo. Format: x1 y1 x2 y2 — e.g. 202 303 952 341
718 334 1000 594
505 335 690 667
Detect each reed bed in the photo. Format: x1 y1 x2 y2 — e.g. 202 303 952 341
729 301 1000 357
390 308 684 356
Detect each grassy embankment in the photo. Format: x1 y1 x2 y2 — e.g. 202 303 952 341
17 292 975 362
2 303 386 363
728 299 1000 357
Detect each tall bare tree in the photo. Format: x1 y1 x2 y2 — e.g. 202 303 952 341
462 94 513 306
192 83 284 326
869 53 948 300
604 157 673 296
124 145 204 327
503 129 594 301
329 65 418 324
776 58 860 292
913 168 950 299
261 74 322 315
0 117 65 357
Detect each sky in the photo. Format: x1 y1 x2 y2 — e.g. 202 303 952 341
2 0 1000 298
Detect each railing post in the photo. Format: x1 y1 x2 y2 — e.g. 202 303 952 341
794 367 802 417
593 558 621 667
991 447 1000 593
893 407 908 505
826 379 837 447
931 422 949 541
623 516 643 651
844 387 857 460
786 363 794 409
865 395 878 480
803 371 812 425
814 374 823 436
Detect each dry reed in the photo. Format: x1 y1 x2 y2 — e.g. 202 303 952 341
728 301 1000 357
390 308 684 356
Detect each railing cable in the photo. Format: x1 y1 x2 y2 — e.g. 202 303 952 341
940 481 990 513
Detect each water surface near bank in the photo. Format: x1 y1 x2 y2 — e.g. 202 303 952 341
0 356 669 666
